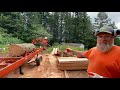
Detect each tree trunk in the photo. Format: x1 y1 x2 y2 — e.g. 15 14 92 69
8 43 36 57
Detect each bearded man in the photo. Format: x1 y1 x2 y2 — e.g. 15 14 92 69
61 26 120 78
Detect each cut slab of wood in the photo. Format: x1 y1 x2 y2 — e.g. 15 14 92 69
51 48 55 55
57 57 88 70
8 43 36 57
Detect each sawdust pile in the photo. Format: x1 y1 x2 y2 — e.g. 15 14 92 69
6 54 65 78
34 54 65 78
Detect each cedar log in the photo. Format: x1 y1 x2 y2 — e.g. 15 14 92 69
8 43 36 57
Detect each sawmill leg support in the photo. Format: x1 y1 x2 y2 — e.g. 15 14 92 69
19 66 24 75
35 54 42 66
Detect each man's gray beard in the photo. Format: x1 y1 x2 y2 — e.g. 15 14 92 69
96 43 114 52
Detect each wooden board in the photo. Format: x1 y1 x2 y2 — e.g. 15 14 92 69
57 57 88 70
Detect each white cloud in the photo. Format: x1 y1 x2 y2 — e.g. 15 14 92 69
116 22 120 28
87 12 120 28
87 12 98 22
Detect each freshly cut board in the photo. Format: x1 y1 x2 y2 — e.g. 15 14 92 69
8 43 36 57
57 57 88 70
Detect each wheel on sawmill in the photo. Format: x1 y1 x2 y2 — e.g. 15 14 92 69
35 56 42 66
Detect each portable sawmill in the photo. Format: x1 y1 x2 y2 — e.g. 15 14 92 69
0 43 46 78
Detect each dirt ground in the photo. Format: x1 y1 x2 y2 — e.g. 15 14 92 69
0 51 88 78
5 53 66 78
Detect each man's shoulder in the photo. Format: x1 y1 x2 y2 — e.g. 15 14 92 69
89 47 97 51
112 45 120 54
85 47 97 53
113 45 120 49
84 47 97 57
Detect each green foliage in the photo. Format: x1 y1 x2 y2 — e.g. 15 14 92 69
71 12 96 49
1 37 24 44
31 24 52 39
0 35 24 44
0 12 24 35
0 28 24 44
0 12 102 50
19 12 53 43
114 37 120 46
0 44 8 53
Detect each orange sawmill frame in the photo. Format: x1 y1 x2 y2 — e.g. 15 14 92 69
0 47 44 78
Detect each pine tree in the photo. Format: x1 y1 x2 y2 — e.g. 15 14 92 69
94 12 117 29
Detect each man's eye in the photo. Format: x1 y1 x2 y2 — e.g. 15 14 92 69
98 36 103 38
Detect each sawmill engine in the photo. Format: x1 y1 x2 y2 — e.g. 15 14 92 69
32 37 48 47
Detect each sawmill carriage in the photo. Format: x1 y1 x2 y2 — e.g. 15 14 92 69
0 38 48 78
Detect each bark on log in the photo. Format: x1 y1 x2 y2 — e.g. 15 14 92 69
8 43 36 57
57 57 88 70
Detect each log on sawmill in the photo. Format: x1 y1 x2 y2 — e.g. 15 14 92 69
8 43 36 57
57 57 88 70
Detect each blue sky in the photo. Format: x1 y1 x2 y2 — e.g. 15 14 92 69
87 12 120 28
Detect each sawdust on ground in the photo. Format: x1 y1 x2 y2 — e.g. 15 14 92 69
5 54 65 78
0 52 88 78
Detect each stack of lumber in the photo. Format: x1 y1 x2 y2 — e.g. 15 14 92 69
51 48 62 56
51 48 75 57
57 57 88 70
8 43 36 57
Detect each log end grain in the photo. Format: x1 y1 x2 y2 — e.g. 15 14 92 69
8 43 36 57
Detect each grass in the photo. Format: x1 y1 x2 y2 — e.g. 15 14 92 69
47 43 86 53
0 44 8 53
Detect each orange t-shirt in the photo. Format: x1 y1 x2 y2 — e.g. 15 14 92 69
84 45 120 78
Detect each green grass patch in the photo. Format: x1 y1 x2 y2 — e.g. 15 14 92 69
47 43 86 53
0 44 9 53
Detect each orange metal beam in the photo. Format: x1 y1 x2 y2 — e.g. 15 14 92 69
0 48 43 78
0 57 22 61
